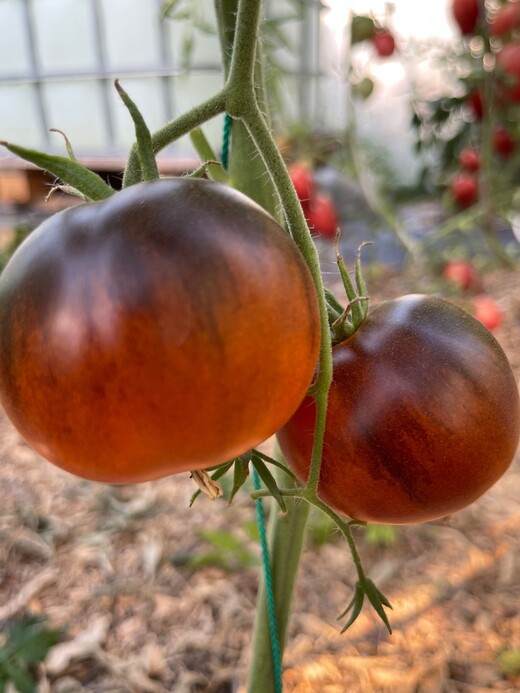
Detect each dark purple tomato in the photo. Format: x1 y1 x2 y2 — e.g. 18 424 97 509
277 295 519 524
0 178 320 483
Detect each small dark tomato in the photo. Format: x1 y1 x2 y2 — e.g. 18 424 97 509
277 295 519 524
0 178 320 483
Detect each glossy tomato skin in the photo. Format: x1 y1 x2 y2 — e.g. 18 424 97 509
277 295 520 524
0 178 320 483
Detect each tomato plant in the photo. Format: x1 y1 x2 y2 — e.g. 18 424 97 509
278 295 520 524
0 178 320 483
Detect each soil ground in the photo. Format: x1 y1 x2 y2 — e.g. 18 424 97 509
0 229 519 692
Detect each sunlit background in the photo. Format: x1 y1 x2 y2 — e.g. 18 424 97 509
0 0 460 185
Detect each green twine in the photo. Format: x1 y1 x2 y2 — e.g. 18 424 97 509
221 113 233 169
252 467 283 693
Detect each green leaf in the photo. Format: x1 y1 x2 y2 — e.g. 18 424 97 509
115 80 159 183
0 661 35 693
8 616 61 663
351 15 375 44
197 528 244 552
351 77 374 101
0 141 115 201
251 455 287 513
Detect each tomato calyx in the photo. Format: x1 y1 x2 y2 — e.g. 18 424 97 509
189 449 299 512
330 241 372 344
339 576 393 634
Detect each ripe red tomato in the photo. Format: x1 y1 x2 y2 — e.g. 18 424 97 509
451 174 479 207
307 193 339 239
277 295 520 524
493 126 516 157
489 1 520 37
451 0 480 34
442 260 481 292
458 147 480 172
496 42 520 102
473 295 503 332
289 162 315 207
373 31 396 57
0 178 321 483
466 90 484 119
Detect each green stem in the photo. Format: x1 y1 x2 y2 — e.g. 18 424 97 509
241 105 333 497
216 1 333 689
215 0 278 213
189 127 229 183
123 90 227 187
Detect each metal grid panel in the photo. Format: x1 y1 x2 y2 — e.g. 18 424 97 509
0 0 335 158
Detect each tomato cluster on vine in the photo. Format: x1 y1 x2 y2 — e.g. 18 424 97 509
414 1 520 211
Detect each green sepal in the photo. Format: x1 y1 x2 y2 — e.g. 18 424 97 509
251 453 287 513
49 128 78 161
229 458 250 504
364 578 393 634
189 127 229 183
115 80 159 183
338 582 365 633
0 141 115 201
253 449 299 482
